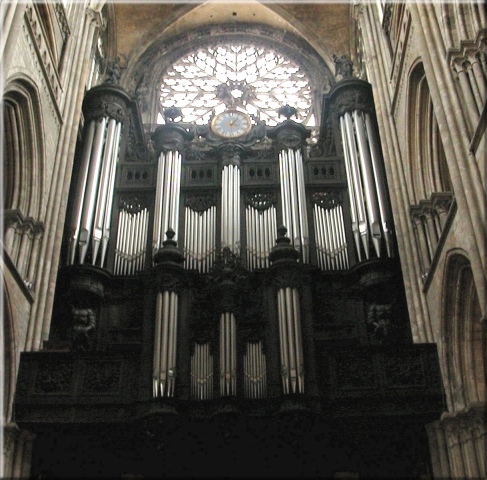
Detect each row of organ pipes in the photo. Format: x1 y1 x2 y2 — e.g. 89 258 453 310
184 204 217 273
153 290 179 398
219 312 237 397
189 341 268 400
243 341 267 399
313 201 349 271
277 287 304 395
245 204 277 271
221 164 241 254
113 205 148 276
191 343 214 400
153 150 182 252
68 116 122 267
339 109 392 261
69 107 393 274
279 148 309 263
69 82 395 276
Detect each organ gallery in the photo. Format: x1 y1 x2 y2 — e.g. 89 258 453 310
4 3 485 478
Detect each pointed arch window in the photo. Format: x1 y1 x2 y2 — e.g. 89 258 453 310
408 64 454 280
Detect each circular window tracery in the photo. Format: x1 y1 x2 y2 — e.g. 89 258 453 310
158 43 315 127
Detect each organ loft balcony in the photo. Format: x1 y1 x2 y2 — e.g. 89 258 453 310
15 78 444 478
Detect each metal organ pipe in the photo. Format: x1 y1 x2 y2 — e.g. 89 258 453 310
191 343 213 400
344 111 369 259
365 113 393 257
221 165 241 254
114 206 149 276
68 113 124 268
353 110 382 257
219 312 237 396
101 121 122 267
277 287 304 394
279 148 309 263
153 151 182 255
246 203 277 270
68 120 95 264
184 205 216 272
92 118 117 263
340 116 361 260
244 341 267 399
338 99 394 263
153 290 179 398
78 117 107 264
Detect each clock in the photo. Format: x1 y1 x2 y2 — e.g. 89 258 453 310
210 110 252 139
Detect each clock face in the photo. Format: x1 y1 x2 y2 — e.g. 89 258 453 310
211 111 252 138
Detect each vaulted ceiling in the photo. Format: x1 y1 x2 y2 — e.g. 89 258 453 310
111 2 353 72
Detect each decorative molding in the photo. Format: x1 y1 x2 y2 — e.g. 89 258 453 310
244 192 276 211
22 12 62 127
311 191 342 209
185 194 217 213
390 8 412 117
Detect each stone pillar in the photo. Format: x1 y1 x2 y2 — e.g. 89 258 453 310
3 424 36 480
427 406 486 479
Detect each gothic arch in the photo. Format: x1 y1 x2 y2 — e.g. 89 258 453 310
122 7 333 126
2 76 45 220
441 251 485 412
406 62 452 203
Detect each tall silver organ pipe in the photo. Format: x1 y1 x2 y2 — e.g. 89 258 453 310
243 341 267 399
341 113 369 261
245 204 277 271
153 150 182 254
277 287 304 394
330 80 394 262
364 112 393 257
279 149 309 263
68 86 130 268
190 343 213 400
340 110 393 260
68 116 122 266
313 194 349 271
113 205 149 275
153 290 179 398
219 312 237 396
184 204 216 273
221 164 241 254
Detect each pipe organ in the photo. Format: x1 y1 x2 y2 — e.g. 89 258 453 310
22 71 446 480
59 78 403 404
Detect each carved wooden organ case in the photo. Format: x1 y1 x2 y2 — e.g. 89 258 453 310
42 78 442 418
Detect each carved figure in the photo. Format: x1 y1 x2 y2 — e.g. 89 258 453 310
72 307 96 351
366 302 394 339
333 54 354 80
105 57 122 84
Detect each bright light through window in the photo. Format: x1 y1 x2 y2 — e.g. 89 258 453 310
159 44 313 127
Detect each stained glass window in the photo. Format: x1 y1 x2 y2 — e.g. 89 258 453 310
158 44 315 127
